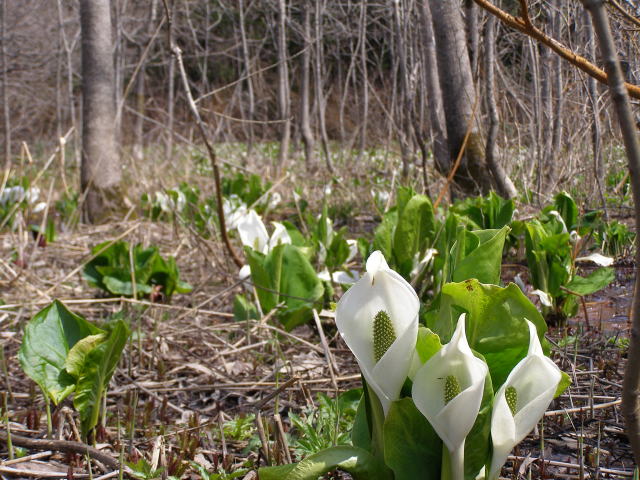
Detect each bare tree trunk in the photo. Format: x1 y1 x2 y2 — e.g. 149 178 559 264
584 7 607 217
392 0 414 181
165 2 176 163
550 0 563 170
113 0 124 139
580 0 640 465
539 42 552 194
276 0 291 169
357 0 369 160
465 0 479 74
419 0 450 180
133 0 157 163
238 0 255 155
79 0 122 223
314 0 334 173
429 0 493 195
1 0 10 169
57 0 80 166
300 0 314 170
485 14 517 199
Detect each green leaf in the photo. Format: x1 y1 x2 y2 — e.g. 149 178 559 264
372 210 397 262
427 280 548 389
245 247 279 313
233 294 259 322
351 395 371 452
276 245 324 331
555 371 572 398
383 398 442 480
415 327 442 363
553 192 578 230
18 301 102 404
566 268 614 296
451 226 509 285
393 194 436 278
64 334 106 378
83 241 188 300
247 245 324 330
73 320 130 438
258 446 393 480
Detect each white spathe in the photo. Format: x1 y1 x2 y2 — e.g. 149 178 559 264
318 268 360 285
531 289 553 308
335 250 419 415
575 252 614 267
412 314 488 480
268 221 292 251
488 320 562 480
237 209 270 253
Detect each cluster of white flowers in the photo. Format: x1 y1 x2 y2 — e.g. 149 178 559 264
336 251 562 480
0 186 46 213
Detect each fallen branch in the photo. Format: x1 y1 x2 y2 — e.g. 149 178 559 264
0 430 119 471
472 0 640 100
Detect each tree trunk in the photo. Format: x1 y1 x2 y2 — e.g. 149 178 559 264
581 0 640 465
314 0 334 173
419 0 450 182
79 0 122 223
484 14 517 199
357 0 369 160
300 0 315 169
1 0 10 169
429 0 493 195
238 0 255 155
584 7 607 217
276 0 291 169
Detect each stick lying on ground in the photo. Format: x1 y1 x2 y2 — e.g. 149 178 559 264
0 430 119 471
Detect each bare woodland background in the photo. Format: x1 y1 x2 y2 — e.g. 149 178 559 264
2 0 639 205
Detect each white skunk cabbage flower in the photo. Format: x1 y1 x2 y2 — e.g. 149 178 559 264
530 289 553 308
412 314 488 480
547 210 568 233
237 209 270 253
267 221 292 251
488 320 561 480
346 239 358 263
223 196 248 230
0 186 41 206
318 268 360 285
575 252 614 267
335 251 419 415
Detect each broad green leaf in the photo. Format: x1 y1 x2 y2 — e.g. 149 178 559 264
351 395 371 451
277 245 324 331
383 398 441 480
555 371 572 398
427 280 548 388
451 226 509 285
393 194 436 278
259 446 393 480
73 320 130 438
233 294 259 322
372 209 397 262
84 241 188 300
282 220 308 247
245 248 278 312
248 245 324 330
415 327 442 363
18 300 102 404
553 192 578 230
566 267 614 296
102 276 153 296
64 334 106 378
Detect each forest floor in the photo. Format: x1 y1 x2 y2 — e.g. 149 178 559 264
0 202 638 479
